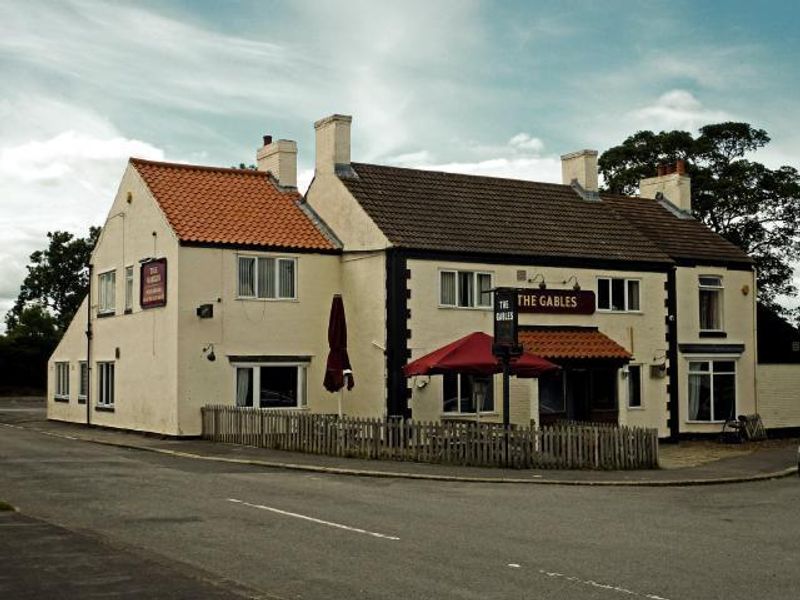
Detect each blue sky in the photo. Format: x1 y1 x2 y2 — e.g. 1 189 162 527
1 0 799 327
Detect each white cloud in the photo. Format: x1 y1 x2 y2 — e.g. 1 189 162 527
632 89 732 132
509 133 544 153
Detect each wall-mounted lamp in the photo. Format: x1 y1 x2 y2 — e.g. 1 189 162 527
415 375 430 389
563 275 581 291
196 303 214 319
528 273 547 290
202 343 216 362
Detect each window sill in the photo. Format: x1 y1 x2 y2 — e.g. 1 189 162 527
442 412 499 418
685 420 727 424
437 305 493 312
94 405 115 412
699 331 727 338
96 311 116 319
235 297 299 303
53 396 69 403
626 406 645 411
596 309 643 315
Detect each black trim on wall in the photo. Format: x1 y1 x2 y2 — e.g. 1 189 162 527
666 268 680 441
400 248 673 273
227 355 312 363
679 343 745 354
386 248 410 419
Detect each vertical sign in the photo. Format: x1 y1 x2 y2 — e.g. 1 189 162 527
140 258 167 309
493 287 518 355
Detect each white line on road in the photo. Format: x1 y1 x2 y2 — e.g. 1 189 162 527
538 569 672 600
227 498 400 541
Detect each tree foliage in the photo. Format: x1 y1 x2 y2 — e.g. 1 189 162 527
599 122 800 313
6 227 100 334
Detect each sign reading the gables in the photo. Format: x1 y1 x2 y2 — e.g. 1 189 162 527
493 288 519 349
140 258 167 309
517 288 595 315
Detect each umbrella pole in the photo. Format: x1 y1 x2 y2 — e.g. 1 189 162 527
338 387 343 418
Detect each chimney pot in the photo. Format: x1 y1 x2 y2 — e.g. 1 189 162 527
640 160 692 212
262 134 273 146
657 164 666 177
675 159 686 175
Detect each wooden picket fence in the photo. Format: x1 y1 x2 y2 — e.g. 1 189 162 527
201 405 659 470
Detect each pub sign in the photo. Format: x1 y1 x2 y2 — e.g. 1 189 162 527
493 287 519 353
517 288 595 315
140 258 167 309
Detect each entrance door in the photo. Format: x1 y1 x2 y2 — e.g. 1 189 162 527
566 369 590 422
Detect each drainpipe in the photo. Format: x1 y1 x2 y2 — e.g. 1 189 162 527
86 263 93 427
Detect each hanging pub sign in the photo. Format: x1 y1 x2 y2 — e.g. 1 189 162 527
140 258 167 309
517 288 595 315
493 287 521 357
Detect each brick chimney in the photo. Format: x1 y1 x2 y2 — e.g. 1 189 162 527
257 136 297 188
314 114 352 175
560 149 598 192
640 160 691 212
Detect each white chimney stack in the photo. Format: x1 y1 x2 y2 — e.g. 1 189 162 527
560 149 598 192
256 136 297 188
639 160 692 213
314 114 352 175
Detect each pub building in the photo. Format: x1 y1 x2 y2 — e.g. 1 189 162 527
48 114 757 440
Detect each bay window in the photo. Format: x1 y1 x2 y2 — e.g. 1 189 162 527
688 360 735 422
699 276 723 331
235 363 308 409
442 373 494 414
597 277 640 312
440 270 492 308
238 256 296 300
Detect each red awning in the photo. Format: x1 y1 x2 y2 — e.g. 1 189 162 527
519 328 632 361
404 332 559 378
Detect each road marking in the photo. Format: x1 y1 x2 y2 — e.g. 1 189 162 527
227 498 400 541
507 563 521 568
538 569 672 600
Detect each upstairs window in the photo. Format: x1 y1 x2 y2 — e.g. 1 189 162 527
440 270 492 308
124 266 134 312
597 277 640 312
699 276 723 331
237 256 297 300
55 362 70 399
98 270 116 315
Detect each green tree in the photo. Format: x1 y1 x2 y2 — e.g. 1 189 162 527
599 122 800 313
6 227 100 334
0 305 60 393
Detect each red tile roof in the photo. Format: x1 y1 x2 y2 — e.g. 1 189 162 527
130 158 336 251
519 328 632 361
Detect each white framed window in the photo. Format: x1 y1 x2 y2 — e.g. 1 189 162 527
439 270 493 308
124 265 134 312
538 371 565 415
97 362 115 407
627 364 643 409
98 270 116 315
234 362 308 409
78 361 88 401
699 275 724 331
442 373 494 414
688 360 736 422
597 277 640 312
237 256 297 300
55 362 70 399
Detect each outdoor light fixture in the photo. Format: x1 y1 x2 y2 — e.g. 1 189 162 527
202 344 216 362
528 273 547 290
415 376 430 389
562 275 581 291
196 303 214 319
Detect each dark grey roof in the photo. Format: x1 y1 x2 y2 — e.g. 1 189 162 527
339 162 752 268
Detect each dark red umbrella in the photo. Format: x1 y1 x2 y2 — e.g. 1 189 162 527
324 295 354 393
403 332 558 378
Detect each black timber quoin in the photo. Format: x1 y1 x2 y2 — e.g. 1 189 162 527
385 248 410 419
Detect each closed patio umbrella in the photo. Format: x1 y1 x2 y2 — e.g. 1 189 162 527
324 295 354 415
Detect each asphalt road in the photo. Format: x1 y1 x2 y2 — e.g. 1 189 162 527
1 424 798 600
